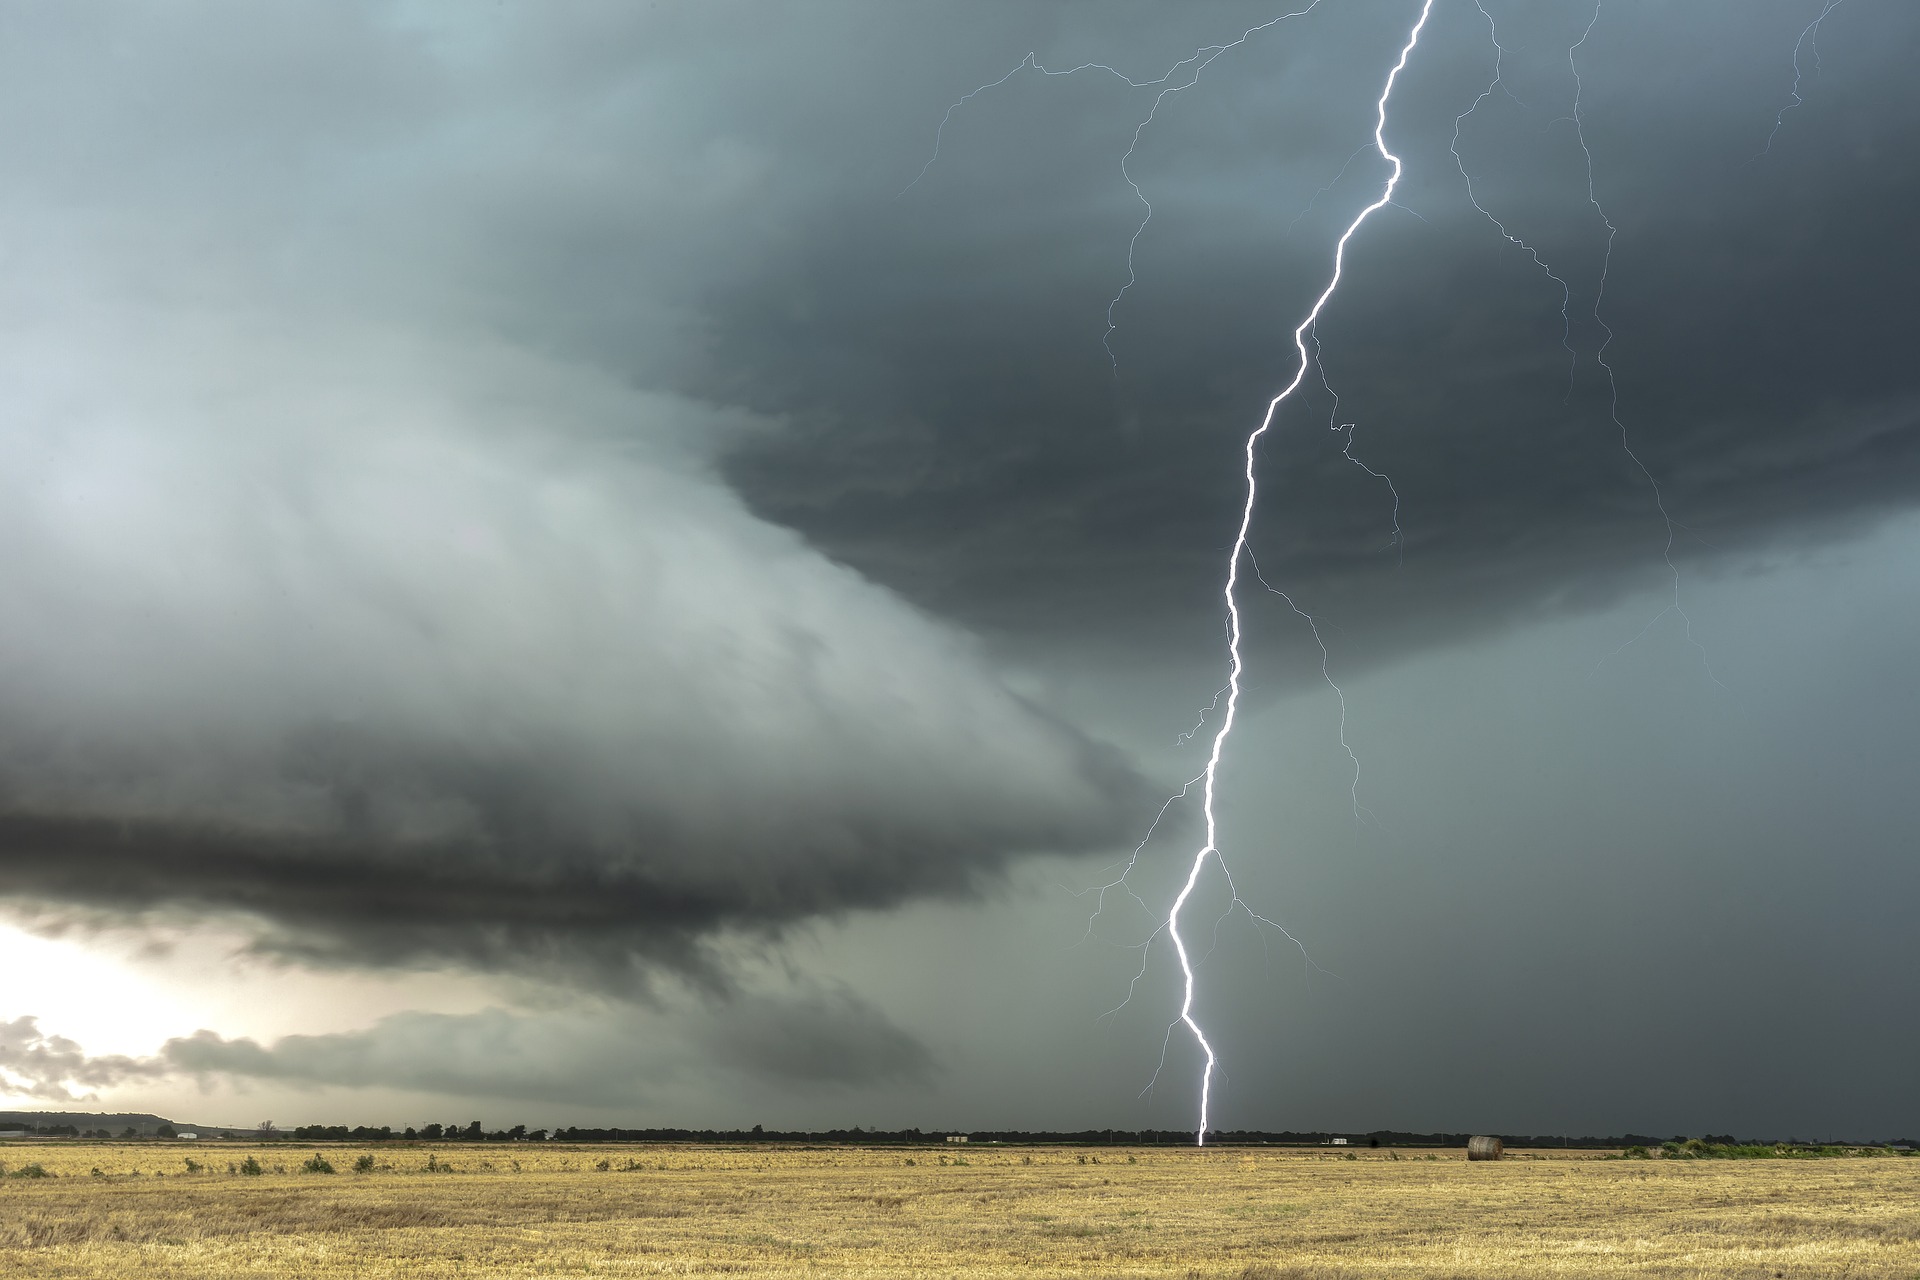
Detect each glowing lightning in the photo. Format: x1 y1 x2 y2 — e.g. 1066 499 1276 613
1171 0 1434 1146
1761 0 1845 156
1568 5 1721 686
1451 2 1579 393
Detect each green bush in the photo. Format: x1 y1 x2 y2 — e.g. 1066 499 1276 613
353 1154 376 1173
302 1154 335 1174
9 1164 51 1179
238 1156 264 1176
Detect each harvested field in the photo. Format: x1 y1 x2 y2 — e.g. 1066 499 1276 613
1 1142 1917 1278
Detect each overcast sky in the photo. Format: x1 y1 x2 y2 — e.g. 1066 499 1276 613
0 0 1915 1142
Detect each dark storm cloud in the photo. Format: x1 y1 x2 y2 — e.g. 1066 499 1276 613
0 0 1911 993
0 325 1143 984
0 4 1151 985
694 2 1920 670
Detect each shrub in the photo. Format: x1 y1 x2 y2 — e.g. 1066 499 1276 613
183 1158 203 1174
302 1154 336 1174
9 1164 51 1179
238 1156 264 1176
353 1154 376 1173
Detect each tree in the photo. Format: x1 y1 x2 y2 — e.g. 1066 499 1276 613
464 1121 482 1141
156 1124 177 1139
256 1121 279 1140
421 1124 443 1140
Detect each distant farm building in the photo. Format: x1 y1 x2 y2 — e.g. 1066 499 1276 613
1328 1137 1348 1145
945 1135 969 1144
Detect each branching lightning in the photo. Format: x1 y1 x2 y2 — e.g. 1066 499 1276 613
1311 329 1403 561
1167 0 1435 1144
1451 2 1579 392
1567 6 1722 687
900 4 1327 369
1451 2 1718 686
1761 0 1845 156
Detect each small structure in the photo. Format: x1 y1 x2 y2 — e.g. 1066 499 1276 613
1466 1135 1503 1161
944 1135 969 1144
1329 1137 1349 1146
176 1132 199 1140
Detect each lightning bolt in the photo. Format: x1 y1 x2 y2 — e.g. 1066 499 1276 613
1169 0 1434 1145
1451 2 1580 393
1567 6 1722 686
1761 0 1845 156
1311 328 1403 562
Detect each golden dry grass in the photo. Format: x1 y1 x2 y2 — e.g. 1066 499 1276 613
1 1141 1916 1278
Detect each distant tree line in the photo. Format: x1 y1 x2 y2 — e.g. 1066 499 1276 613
13 1118 1916 1148
283 1122 547 1142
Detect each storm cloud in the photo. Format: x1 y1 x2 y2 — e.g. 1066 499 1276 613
0 307 1144 983
0 2 1914 1135
703 1 1920 669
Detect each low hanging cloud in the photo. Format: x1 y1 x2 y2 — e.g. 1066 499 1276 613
3 991 932 1109
163 992 935 1106
0 294 1144 988
0 1017 163 1104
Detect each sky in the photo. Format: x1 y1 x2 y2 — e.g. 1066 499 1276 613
0 0 1915 1142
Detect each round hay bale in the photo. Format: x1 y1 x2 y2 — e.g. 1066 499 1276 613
1466 1135 1504 1161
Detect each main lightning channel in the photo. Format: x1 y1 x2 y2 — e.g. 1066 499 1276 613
1173 0 1434 1146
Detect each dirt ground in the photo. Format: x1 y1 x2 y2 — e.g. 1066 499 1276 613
2 1141 1916 1278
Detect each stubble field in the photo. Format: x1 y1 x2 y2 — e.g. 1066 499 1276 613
2 1142 1917 1278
